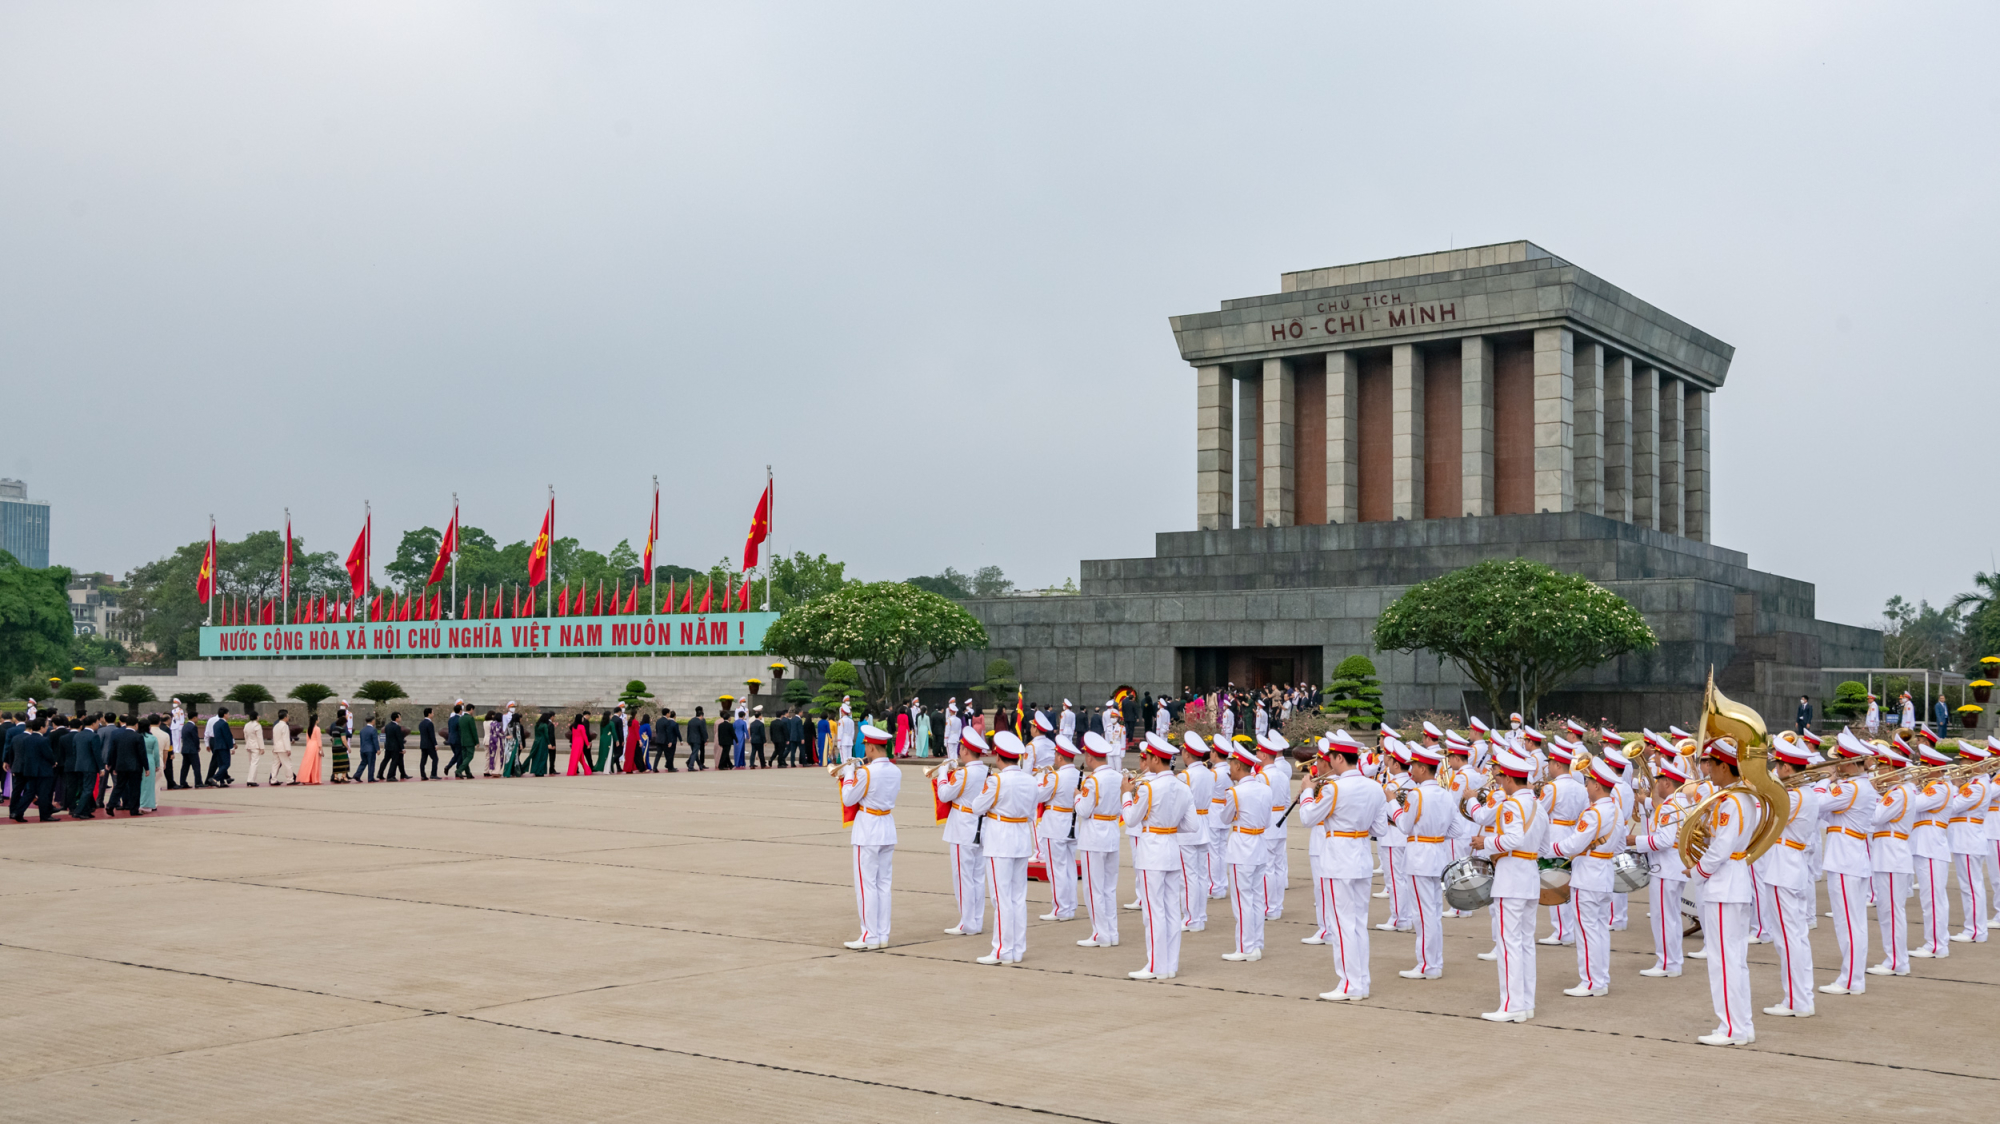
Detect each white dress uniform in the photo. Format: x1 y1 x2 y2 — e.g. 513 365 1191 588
1375 763 1410 928
1540 770 1588 945
1034 750 1080 921
1176 751 1215 931
1058 703 1075 741
942 707 963 763
1870 776 1917 975
1550 790 1618 995
1476 756 1547 1021
1389 771 1455 979
935 753 991 935
1259 746 1293 920
1214 762 1273 958
1073 747 1124 947
1689 785 1763 1044
839 744 901 949
1609 770 1635 931
835 709 857 763
1753 777 1825 1016
1947 775 1991 943
971 742 1038 964
1123 765 1201 978
1300 764 1385 998
1631 783 1692 976
1909 775 1954 957
1821 771 1879 989
1983 764 2000 921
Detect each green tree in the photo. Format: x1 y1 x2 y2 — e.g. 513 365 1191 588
289 683 336 725
1325 654 1385 722
619 680 654 709
1880 595 1964 671
1373 559 1657 720
180 691 213 707
111 682 158 718
980 657 1018 699
1827 680 1869 721
225 683 274 712
970 566 1013 598
0 551 75 685
1949 574 2000 672
766 551 850 611
122 531 343 660
766 582 988 714
810 660 863 718
907 567 971 600
57 680 104 715
783 677 813 706
355 680 406 712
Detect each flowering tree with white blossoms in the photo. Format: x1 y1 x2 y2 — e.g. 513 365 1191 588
764 581 988 715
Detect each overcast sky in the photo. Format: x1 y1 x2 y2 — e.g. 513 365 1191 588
2 2 1990 627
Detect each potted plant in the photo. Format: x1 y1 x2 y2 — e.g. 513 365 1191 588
745 677 763 697
1958 703 1983 729
1973 680 1994 704
768 661 788 684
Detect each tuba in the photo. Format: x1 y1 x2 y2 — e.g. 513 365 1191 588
1675 670 1787 871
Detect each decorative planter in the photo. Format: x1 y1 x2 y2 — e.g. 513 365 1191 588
1973 682 1992 704
1960 711 1979 729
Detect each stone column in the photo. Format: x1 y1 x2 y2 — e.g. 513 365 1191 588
1573 339 1603 516
1684 387 1710 543
1237 372 1260 529
1602 355 1632 522
1326 351 1359 524
1532 327 1575 514
1461 337 1494 517
1631 366 1659 529
1659 377 1685 536
1260 357 1295 527
1195 364 1232 531
1391 344 1425 520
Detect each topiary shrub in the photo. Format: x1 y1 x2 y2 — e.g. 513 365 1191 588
1827 680 1869 721
811 660 861 718
1326 654 1385 723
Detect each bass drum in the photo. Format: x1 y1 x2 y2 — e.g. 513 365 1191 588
1442 857 1495 912
1610 850 1652 894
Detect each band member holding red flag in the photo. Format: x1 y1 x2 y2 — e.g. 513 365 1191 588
839 725 900 950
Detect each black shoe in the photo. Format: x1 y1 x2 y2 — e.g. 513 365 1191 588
9 816 23 823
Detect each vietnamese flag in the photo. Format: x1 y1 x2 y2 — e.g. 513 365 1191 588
678 579 692 614
697 578 712 614
432 592 443 620
428 504 458 587
572 584 586 616
196 521 218 606
737 577 752 611
555 584 568 616
462 589 471 619
741 476 772 571
527 498 554 588
621 581 637 615
592 580 604 617
345 517 370 602
261 599 275 625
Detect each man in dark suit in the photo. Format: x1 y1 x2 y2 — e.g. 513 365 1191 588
64 715 105 818
419 708 439 780
770 708 791 768
382 712 408 780
103 715 149 815
1796 695 1813 735
454 703 478 778
6 716 59 821
747 709 767 768
653 709 679 771
685 707 708 770
204 706 235 787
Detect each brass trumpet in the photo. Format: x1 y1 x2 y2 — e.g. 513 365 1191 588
1780 761 1841 789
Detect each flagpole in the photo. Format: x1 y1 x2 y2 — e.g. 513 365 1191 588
763 465 773 611
449 492 458 621
365 500 372 622
206 514 215 626
649 474 658 615
282 507 290 625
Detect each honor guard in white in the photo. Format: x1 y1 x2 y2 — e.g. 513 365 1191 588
1819 730 1880 991
1538 739 1588 947
1866 740 1916 977
1300 730 1383 999
1687 737 1765 1045
936 728 991 936
1473 748 1546 1022
1030 711 1057 769
971 731 1037 965
1035 735 1081 922
1373 737 1412 931
1946 743 1992 943
1027 712 1058 882
1631 756 1693 976
1058 699 1075 741
1909 740 1956 958
1214 739 1273 961
839 726 901 950
1549 756 1624 997
1255 732 1294 920
1072 731 1123 948
942 700 963 763
1756 738 1825 1017
1602 744 1636 932
1177 731 1216 932
1300 737 1333 945
1206 735 1234 899
1389 741 1455 981
1438 734 1484 915
1124 732 1201 980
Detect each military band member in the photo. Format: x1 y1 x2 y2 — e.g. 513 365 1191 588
1255 733 1294 921
1687 737 1764 1045
1632 756 1693 977
1909 742 1956 959
1124 732 1201 980
1538 738 1587 948
1206 734 1234 899
1472 748 1546 1022
1035 735 1081 922
1867 740 1916 977
1298 729 1381 999
937 729 992 936
1947 744 1992 944
972 731 1037 965
840 725 901 950
1818 730 1878 993
1390 741 1454 981
1750 737 1825 1018
1072 731 1123 948
1373 738 1412 932
1550 755 1623 997
1177 731 1216 932
1214 739 1273 962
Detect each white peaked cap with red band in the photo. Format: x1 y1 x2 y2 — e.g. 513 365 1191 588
1565 718 1589 737
1587 757 1621 787
1421 720 1443 740
1328 729 1363 751
1143 732 1176 760
991 731 1027 761
1409 742 1444 766
1082 731 1112 758
1034 712 1054 733
1546 738 1577 763
1832 728 1874 760
1228 741 1260 767
1654 757 1690 783
961 727 989 753
861 725 891 745
1772 740 1811 768
1054 734 1078 758
1491 748 1533 779
1469 716 1492 734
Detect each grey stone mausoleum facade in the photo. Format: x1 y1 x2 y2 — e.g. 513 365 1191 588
948 242 1880 727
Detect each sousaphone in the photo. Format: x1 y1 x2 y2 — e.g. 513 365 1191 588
1674 669 1788 871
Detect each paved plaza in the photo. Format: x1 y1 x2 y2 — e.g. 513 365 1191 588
1 763 1989 1122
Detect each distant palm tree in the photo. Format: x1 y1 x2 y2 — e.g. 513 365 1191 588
1950 571 2000 617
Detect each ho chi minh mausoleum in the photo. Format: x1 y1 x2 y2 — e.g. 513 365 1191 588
949 242 1881 727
